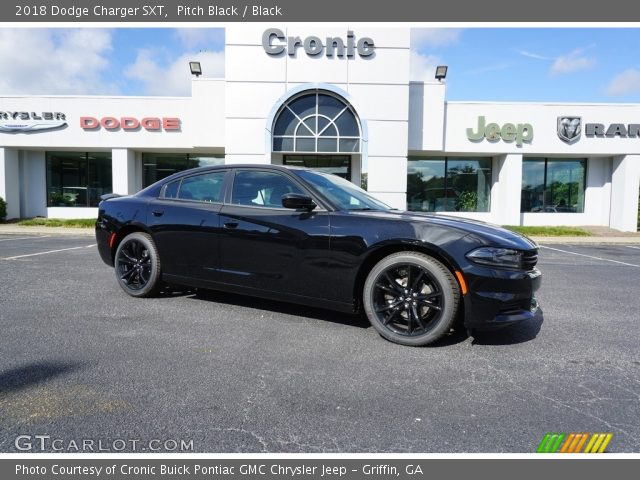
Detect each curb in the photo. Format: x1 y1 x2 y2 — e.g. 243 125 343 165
530 236 640 245
0 226 95 236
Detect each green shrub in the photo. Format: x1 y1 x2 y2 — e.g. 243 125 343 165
503 225 591 237
0 196 6 222
17 218 95 228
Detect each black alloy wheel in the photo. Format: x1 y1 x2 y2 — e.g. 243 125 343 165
114 232 161 297
363 252 460 346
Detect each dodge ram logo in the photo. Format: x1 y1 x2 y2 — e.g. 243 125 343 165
557 116 582 144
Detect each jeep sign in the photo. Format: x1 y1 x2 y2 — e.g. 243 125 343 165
262 29 375 57
467 116 534 147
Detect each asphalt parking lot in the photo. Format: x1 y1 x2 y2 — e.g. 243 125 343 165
0 234 639 453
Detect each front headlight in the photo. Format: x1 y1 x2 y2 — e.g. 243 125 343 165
466 247 523 269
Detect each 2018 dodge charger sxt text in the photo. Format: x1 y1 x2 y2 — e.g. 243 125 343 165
96 165 541 346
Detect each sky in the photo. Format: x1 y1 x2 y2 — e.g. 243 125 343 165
0 27 639 102
411 28 640 102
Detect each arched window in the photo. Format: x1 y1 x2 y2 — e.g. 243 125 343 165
272 91 361 153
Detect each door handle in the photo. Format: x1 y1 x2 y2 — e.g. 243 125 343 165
224 221 239 229
151 210 164 217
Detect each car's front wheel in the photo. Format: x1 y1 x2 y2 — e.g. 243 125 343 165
363 252 460 346
114 232 161 298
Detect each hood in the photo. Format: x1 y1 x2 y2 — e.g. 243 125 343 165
348 209 538 250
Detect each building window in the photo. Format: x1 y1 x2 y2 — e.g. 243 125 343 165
143 153 224 187
407 157 492 212
283 155 351 180
46 152 112 208
521 158 586 213
272 91 361 153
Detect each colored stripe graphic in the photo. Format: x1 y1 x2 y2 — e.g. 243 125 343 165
571 433 589 453
559 433 575 453
537 433 612 453
537 433 565 453
584 433 613 453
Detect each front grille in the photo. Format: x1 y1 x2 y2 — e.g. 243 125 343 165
521 250 538 271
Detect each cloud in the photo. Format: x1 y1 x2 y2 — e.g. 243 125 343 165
550 48 596 76
125 49 225 96
515 49 551 61
409 51 441 82
411 29 462 49
0 28 115 95
465 63 510 75
173 28 224 50
606 68 640 96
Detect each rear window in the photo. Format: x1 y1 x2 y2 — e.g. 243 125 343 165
177 171 226 203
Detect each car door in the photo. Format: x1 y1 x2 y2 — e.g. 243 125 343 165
217 168 332 299
148 169 229 280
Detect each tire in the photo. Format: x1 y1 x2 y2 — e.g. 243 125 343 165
363 252 460 346
114 232 162 298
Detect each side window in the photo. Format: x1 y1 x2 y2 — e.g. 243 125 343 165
232 170 304 208
177 171 226 203
162 180 180 199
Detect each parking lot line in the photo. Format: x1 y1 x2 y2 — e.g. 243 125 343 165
2 246 88 260
623 245 640 250
539 245 640 268
0 235 50 242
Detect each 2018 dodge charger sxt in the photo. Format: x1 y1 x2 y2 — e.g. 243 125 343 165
96 164 541 346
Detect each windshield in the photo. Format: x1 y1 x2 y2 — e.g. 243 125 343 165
295 170 391 211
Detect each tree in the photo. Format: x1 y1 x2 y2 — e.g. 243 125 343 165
0 196 6 222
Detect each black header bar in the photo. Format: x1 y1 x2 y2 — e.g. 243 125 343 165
3 0 639 23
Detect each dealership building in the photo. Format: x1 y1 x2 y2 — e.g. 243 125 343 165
1 26 639 231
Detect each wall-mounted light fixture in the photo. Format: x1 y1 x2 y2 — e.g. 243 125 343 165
189 62 202 77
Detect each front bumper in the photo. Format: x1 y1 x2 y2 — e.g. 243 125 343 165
462 265 541 330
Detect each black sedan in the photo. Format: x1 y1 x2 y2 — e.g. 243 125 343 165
96 164 541 346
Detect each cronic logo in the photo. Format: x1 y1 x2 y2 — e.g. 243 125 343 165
262 29 375 58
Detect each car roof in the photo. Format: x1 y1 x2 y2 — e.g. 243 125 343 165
165 163 309 180
139 163 313 197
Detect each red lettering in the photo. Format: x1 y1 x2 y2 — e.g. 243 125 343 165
141 117 161 130
80 116 99 129
80 116 181 131
100 117 120 129
121 117 140 130
162 117 181 131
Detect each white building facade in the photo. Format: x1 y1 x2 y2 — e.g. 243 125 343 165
1 26 639 231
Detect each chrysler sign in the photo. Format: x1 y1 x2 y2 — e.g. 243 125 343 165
0 111 67 133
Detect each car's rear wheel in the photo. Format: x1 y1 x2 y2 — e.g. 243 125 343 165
114 232 161 298
363 252 460 346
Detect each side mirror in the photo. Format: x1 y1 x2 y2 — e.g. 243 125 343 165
281 193 316 211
